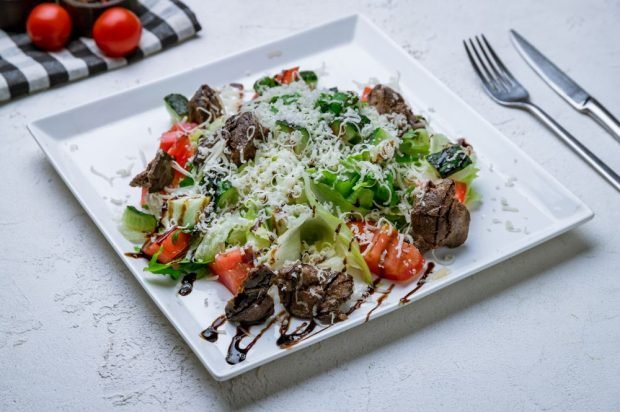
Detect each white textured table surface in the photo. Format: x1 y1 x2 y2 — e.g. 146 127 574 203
2 0 620 410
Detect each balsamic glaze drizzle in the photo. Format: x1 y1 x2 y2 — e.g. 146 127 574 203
200 315 227 343
399 262 435 304
203 263 437 364
346 277 381 316
124 251 147 259
178 273 197 296
226 315 281 365
276 278 387 349
276 316 318 348
365 283 395 322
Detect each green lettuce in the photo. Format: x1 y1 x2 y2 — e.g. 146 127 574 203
144 248 212 280
285 176 372 283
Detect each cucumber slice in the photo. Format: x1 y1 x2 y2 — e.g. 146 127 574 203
122 206 157 233
426 144 472 178
164 93 189 121
275 120 295 133
216 187 239 209
294 128 310 155
253 76 278 95
299 70 318 89
163 195 210 228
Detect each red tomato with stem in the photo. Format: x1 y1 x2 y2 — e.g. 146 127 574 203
26 4 72 51
92 7 142 58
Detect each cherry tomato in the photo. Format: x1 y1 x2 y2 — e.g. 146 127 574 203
26 4 72 51
92 7 142 58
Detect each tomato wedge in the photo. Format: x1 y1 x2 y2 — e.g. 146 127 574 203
209 248 253 294
158 122 196 186
361 86 372 103
160 131 179 152
275 67 300 85
140 187 149 207
364 225 396 276
168 135 193 168
455 181 467 204
349 221 425 282
142 229 191 264
159 122 197 152
347 220 375 252
382 238 425 282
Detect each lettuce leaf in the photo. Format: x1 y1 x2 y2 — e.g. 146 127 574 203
429 133 451 154
449 163 480 205
144 248 212 280
194 215 252 262
290 176 372 284
309 179 367 214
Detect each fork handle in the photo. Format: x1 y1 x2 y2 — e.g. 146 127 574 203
525 103 620 192
583 97 620 144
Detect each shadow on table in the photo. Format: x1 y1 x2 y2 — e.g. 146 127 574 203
212 228 593 408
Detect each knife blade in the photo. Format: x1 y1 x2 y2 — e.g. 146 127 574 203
510 29 620 142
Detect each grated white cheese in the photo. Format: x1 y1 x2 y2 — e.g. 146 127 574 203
139 74 478 286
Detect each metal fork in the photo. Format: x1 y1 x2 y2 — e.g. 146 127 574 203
464 35 620 192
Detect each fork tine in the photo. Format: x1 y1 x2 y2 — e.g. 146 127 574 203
463 40 496 95
468 38 504 92
474 36 512 88
480 34 518 84
463 40 489 86
467 39 495 86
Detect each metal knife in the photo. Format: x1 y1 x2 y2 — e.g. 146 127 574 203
510 29 620 143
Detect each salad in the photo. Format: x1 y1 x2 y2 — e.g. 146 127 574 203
122 66 478 357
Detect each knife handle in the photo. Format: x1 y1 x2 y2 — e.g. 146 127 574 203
525 103 620 192
583 97 620 143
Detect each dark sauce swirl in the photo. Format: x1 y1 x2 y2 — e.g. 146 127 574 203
399 262 435 304
276 316 318 348
365 283 395 322
226 315 281 365
200 315 227 343
178 273 197 296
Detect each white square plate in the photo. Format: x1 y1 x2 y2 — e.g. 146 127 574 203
28 14 593 381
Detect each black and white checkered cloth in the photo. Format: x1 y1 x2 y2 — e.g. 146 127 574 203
0 0 200 102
